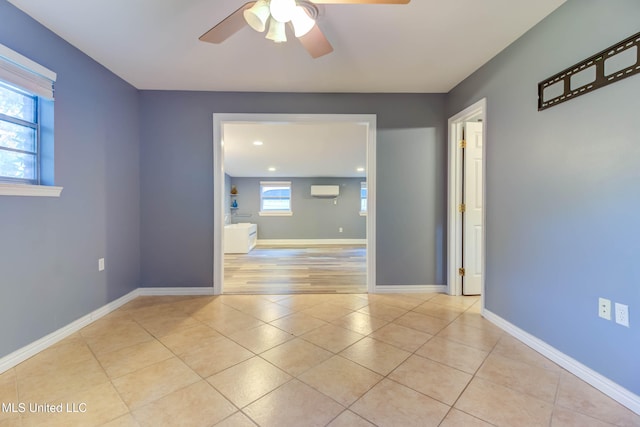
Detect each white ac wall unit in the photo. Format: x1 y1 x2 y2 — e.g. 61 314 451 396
310 185 339 197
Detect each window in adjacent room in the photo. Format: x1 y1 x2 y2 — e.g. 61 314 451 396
260 181 292 216
0 43 58 196
360 181 367 215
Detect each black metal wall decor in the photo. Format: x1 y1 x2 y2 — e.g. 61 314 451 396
538 31 640 111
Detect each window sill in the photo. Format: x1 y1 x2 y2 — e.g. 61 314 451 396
259 211 293 217
0 183 63 197
360 211 367 216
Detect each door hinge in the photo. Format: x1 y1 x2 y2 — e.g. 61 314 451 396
459 140 466 149
458 268 465 276
458 203 466 213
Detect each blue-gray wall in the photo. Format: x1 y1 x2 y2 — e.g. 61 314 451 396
378 127 446 285
1 0 638 403
229 177 366 239
139 92 447 287
0 1 140 358
448 0 640 395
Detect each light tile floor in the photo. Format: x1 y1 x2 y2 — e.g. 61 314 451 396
1 293 638 426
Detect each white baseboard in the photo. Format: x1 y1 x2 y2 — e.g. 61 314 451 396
484 309 640 415
7 286 637 417
1 282 442 375
257 239 366 246
0 286 218 375
374 285 447 294
0 289 140 375
137 287 215 296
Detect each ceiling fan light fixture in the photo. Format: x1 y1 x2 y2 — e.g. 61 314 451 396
290 6 315 37
269 0 296 23
243 0 271 32
265 17 287 43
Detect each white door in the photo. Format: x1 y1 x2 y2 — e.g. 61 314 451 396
463 121 483 295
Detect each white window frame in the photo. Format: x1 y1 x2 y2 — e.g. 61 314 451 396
0 43 61 197
259 181 293 216
360 181 367 216
0 83 40 184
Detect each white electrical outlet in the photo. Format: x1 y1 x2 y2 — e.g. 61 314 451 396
615 303 629 327
338 227 343 233
598 298 611 320
98 258 105 272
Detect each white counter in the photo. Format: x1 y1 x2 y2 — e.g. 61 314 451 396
224 223 257 254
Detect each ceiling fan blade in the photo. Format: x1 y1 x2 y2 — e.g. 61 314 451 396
310 0 410 4
298 24 334 58
199 2 255 44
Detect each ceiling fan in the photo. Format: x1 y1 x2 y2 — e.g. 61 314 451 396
199 0 410 59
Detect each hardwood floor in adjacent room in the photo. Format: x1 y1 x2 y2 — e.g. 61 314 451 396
224 245 366 294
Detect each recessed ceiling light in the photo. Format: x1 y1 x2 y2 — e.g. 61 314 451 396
356 167 365 172
268 167 276 172
253 141 263 146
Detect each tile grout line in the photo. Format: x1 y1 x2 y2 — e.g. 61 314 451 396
12 293 632 426
291 298 474 425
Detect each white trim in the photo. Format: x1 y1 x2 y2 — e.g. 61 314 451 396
213 113 377 295
258 211 293 216
375 285 447 294
484 309 640 415
0 183 63 197
0 43 55 99
257 239 366 246
0 289 139 375
366 117 376 294
214 116 224 295
0 286 218 375
137 287 216 296
0 43 56 81
4 285 638 417
260 180 291 185
447 98 487 301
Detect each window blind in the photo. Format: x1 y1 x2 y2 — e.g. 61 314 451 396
0 43 55 100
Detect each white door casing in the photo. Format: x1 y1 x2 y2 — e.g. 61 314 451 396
212 113 377 295
463 121 483 295
447 98 486 301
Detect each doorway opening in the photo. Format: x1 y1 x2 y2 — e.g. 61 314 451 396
448 99 486 298
213 114 377 295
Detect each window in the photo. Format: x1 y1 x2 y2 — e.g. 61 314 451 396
360 181 367 215
0 43 59 196
260 181 292 216
0 82 39 183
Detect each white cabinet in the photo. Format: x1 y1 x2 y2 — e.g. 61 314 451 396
224 223 257 254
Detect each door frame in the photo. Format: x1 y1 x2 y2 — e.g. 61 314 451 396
447 98 487 298
212 113 377 295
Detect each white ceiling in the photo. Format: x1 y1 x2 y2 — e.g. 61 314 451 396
7 0 565 177
223 121 367 177
7 0 566 93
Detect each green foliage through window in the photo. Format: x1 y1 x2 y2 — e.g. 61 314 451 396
0 82 38 183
